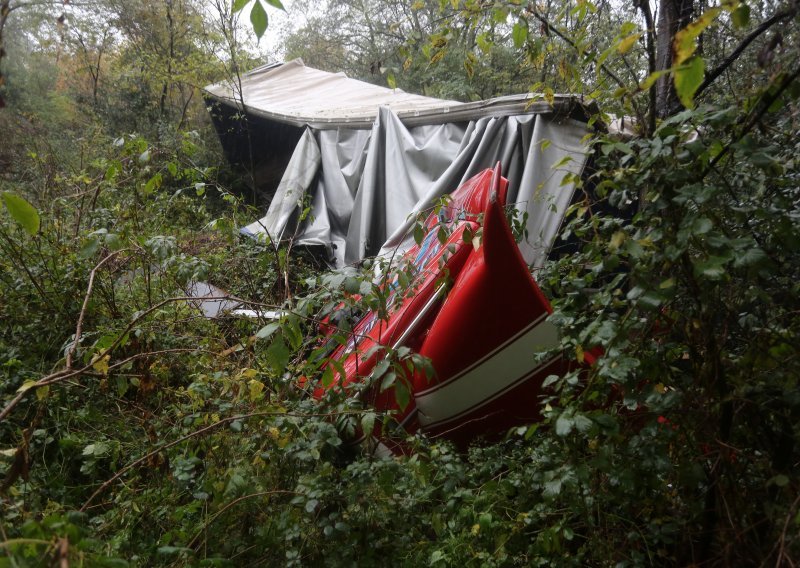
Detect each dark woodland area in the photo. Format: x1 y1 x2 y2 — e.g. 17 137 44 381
0 0 799 565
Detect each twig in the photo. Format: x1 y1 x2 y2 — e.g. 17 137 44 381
525 2 626 90
774 493 800 568
66 251 125 369
58 537 69 568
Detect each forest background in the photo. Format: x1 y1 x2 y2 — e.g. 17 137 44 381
0 0 799 565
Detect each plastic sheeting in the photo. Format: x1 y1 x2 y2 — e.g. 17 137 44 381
242 106 589 268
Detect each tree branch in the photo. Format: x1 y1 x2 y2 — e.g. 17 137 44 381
708 63 800 171
696 7 797 99
636 0 657 135
525 3 626 90
66 250 125 369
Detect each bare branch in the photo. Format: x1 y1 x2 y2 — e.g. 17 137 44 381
66 250 126 369
696 7 797 99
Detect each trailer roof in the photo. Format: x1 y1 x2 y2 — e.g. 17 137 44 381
204 59 591 130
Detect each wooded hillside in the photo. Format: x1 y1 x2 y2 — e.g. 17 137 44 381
1 1 799 565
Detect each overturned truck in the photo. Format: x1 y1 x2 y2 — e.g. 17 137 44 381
204 59 596 448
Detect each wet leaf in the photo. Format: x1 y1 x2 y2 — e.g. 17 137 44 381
2 192 40 235
250 0 268 39
674 56 705 109
617 33 640 54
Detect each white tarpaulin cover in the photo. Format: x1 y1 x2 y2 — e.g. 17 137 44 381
205 60 592 268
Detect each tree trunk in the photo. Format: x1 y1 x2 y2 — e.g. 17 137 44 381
160 0 175 118
655 0 694 118
0 0 11 108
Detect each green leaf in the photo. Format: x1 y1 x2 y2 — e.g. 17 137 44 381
674 56 705 109
691 217 713 235
264 0 285 10
512 22 527 49
543 478 562 497
105 160 122 181
255 322 280 340
250 0 268 40
79 237 100 259
437 225 447 245
344 276 361 294
555 414 574 436
492 7 507 24
386 72 397 89
143 172 163 195
2 191 40 235
476 32 492 53
637 290 665 310
573 414 593 433
394 379 410 410
321 366 335 388
372 358 391 381
732 4 750 29
733 247 767 268
413 223 425 245
380 370 397 392
769 474 789 487
360 412 376 435
265 335 290 375
693 255 729 280
232 0 250 14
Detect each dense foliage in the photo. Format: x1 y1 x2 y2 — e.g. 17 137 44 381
1 0 799 566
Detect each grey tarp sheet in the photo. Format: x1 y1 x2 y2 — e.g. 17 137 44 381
242 106 589 269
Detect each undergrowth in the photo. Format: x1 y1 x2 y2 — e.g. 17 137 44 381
1 68 799 568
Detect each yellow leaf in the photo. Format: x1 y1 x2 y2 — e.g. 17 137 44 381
639 69 669 92
576 344 585 364
655 383 667 394
36 385 50 400
544 87 555 106
617 33 641 54
16 379 38 393
92 354 110 376
248 379 265 402
610 231 626 251
673 7 721 66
